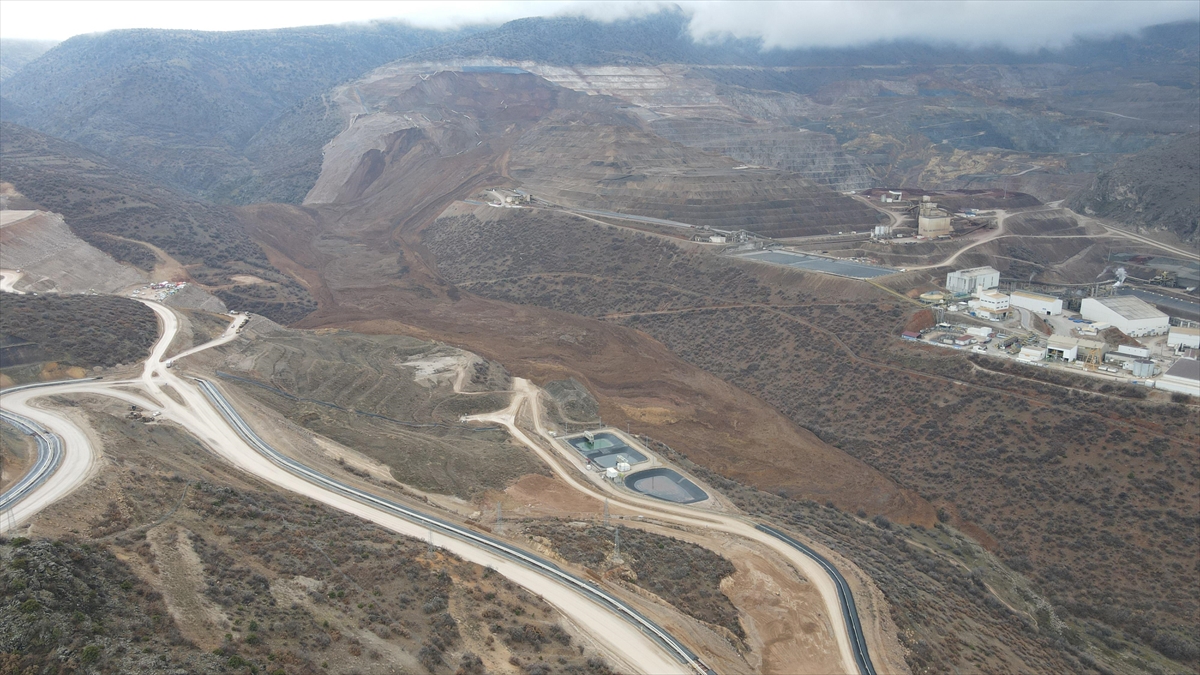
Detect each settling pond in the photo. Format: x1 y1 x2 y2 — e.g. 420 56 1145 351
625 468 708 504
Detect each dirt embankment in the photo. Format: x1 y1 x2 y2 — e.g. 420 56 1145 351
231 71 934 523
0 210 144 293
234 198 926 521
15 398 620 675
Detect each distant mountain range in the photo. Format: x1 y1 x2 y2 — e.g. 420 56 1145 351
1 10 1196 240
0 38 57 81
406 9 1199 70
0 23 477 199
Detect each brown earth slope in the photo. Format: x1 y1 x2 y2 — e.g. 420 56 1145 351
0 123 316 324
421 203 1199 671
304 70 880 238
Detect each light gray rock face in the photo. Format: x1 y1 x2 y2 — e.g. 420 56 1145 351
0 210 145 293
1069 133 1199 243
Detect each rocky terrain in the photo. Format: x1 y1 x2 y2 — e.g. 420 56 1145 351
2 10 1198 675
0 24 476 201
207 322 539 499
1070 133 1200 243
0 208 145 293
0 123 316 324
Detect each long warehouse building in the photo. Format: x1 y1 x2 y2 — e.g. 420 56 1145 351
1009 290 1063 316
1080 296 1170 337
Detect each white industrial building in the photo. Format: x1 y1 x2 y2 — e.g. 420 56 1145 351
1157 358 1200 397
1009 290 1063 316
1047 336 1079 362
1167 326 1200 349
1117 344 1150 359
946 266 1000 294
968 290 1010 320
1018 345 1047 362
1080 296 1170 337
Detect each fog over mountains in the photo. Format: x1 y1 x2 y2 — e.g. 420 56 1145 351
3 10 1195 239
1 8 1198 675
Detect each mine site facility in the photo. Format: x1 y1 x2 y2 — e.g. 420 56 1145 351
1 7 1198 675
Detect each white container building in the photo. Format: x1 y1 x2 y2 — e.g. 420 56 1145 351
1167 326 1200 349
1008 290 1063 316
1018 345 1047 362
1080 296 1170 337
1116 344 1151 359
946 266 1000 294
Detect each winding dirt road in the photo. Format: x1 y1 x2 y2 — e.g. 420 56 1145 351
464 380 867 674
0 303 695 675
0 269 26 294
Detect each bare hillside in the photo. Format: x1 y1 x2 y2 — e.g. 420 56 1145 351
1069 133 1200 243
0 210 144 293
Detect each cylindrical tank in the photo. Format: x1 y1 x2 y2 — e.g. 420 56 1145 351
1130 359 1156 378
919 291 945 304
616 462 631 473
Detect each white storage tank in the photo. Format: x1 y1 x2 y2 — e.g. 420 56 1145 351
1130 359 1158 378
616 461 631 473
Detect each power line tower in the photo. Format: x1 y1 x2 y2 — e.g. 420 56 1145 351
612 526 623 564
495 503 503 534
603 497 610 525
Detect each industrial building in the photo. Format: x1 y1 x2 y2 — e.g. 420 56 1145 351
1080 296 1170 337
968 290 1010 320
1157 358 1200 396
1009 290 1063 316
1047 336 1079 362
1018 345 1047 362
917 196 953 237
1168 326 1200 349
946 266 1000 294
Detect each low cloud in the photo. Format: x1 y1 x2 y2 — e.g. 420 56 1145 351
3 0 1196 52
683 1 1200 52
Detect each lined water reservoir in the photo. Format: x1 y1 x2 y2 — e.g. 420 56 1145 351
625 468 708 504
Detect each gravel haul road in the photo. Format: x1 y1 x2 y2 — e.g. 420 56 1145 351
0 293 882 674
465 379 877 675
0 300 705 675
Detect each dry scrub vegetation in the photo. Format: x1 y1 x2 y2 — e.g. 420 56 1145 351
0 123 316 324
212 324 543 499
3 401 613 675
0 536 225 674
0 293 158 376
522 519 744 642
425 207 1199 673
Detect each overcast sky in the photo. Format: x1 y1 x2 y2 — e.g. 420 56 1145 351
1 0 1197 51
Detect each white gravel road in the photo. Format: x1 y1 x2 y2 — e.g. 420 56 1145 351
0 301 692 675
